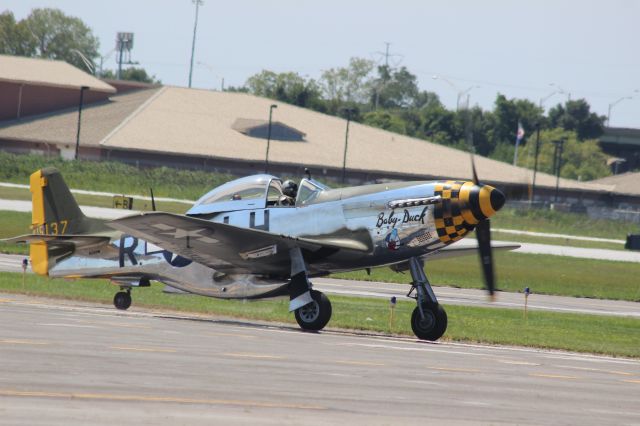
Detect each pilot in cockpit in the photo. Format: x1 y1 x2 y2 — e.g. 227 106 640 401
279 180 298 206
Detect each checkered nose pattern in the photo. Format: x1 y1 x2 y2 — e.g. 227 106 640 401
433 181 505 244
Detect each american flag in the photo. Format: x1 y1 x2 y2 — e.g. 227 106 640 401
516 121 525 142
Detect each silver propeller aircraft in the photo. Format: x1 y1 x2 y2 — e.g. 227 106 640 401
8 165 511 341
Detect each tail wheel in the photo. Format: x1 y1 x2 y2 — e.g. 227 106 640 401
114 291 132 310
411 304 447 341
294 290 332 331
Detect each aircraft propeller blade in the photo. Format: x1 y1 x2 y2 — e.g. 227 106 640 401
469 148 496 297
471 153 480 186
150 188 156 211
475 218 495 296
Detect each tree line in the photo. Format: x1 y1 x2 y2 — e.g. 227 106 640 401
0 8 159 83
0 8 611 180
231 59 610 181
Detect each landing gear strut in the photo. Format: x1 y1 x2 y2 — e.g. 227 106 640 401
407 257 447 341
288 247 332 332
113 288 132 310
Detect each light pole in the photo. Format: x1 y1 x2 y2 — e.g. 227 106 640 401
75 86 90 160
553 138 566 202
530 123 542 204
341 108 354 184
264 104 278 173
432 75 479 110
196 61 224 91
457 86 480 110
607 94 636 126
188 0 204 88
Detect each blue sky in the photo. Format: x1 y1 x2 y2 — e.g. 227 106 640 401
6 0 640 128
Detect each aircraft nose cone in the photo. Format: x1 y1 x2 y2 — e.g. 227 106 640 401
490 187 505 212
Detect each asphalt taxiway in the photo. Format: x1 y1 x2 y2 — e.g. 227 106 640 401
0 294 638 425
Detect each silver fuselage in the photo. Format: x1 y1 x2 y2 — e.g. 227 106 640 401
50 180 468 299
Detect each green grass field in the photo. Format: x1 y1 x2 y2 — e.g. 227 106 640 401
0 272 638 358
335 252 640 302
2 209 639 301
492 206 637 240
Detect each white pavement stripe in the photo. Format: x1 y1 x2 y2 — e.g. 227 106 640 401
494 228 625 244
0 182 193 204
0 199 138 219
504 240 640 263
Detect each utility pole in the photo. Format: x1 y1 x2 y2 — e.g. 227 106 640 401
530 123 541 204
264 104 277 173
553 138 565 202
341 108 354 184
189 0 204 88
75 86 90 160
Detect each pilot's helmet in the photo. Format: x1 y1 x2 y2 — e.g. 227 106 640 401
282 180 298 198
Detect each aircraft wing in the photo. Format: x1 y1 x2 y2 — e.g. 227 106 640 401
108 212 369 276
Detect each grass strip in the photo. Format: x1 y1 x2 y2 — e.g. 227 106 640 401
334 251 640 302
0 272 638 358
493 231 625 251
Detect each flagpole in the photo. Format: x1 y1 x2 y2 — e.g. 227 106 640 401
513 122 524 166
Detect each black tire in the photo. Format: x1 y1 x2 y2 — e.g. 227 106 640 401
294 290 332 331
113 291 132 310
411 303 447 341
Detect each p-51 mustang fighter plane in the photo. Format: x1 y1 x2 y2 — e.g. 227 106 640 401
8 165 512 341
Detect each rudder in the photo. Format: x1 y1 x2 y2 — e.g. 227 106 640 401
29 168 87 275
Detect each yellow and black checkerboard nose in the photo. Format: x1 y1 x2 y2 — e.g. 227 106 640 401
433 181 505 244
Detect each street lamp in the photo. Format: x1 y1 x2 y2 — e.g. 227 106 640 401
457 85 480 110
264 104 278 173
75 86 90 160
432 75 479 110
196 61 224 91
607 91 638 126
341 108 354 184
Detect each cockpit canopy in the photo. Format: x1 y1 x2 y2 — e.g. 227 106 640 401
186 174 330 215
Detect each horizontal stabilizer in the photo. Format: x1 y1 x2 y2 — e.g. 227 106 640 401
4 234 111 248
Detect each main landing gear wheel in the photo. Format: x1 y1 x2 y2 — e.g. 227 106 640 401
113 291 132 310
294 290 332 331
411 303 447 341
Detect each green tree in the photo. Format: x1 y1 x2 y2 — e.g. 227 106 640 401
9 8 99 71
362 110 407 134
319 57 375 108
548 99 605 140
102 67 161 84
245 70 324 109
0 11 35 55
515 128 610 180
372 66 420 109
489 94 544 147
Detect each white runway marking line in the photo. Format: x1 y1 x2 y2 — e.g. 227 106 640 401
334 360 385 367
0 339 49 346
222 352 284 360
37 323 100 328
529 373 580 380
0 389 327 410
111 346 178 353
205 331 257 339
554 365 636 377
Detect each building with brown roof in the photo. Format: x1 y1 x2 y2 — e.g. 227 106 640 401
0 54 637 215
